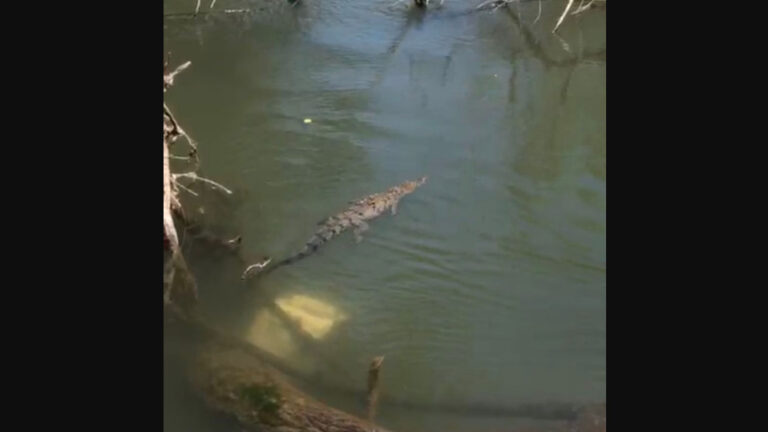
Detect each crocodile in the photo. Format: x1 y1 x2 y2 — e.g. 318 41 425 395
242 176 427 280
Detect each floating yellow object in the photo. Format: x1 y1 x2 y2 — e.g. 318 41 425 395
303 118 312 124
275 294 347 340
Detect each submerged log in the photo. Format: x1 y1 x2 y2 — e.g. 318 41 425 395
179 309 604 432
179 310 395 432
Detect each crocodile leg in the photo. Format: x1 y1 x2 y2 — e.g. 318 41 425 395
352 220 370 243
391 199 399 216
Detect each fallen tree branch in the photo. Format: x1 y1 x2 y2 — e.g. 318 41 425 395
169 154 195 161
169 308 397 432
476 0 511 11
177 181 200 197
174 172 234 195
164 61 191 90
476 0 545 12
571 0 594 15
164 102 199 156
474 0 603 32
164 59 233 311
503 6 606 69
192 0 224 17
553 0 575 33
164 119 197 307
533 0 542 24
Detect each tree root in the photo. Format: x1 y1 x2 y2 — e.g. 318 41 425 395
164 58 232 312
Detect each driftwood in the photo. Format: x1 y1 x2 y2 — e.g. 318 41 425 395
191 344 395 432
180 307 604 431
172 308 396 432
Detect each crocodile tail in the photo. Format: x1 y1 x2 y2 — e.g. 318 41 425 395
247 250 305 280
244 229 337 282
243 243 314 280
274 234 326 267
281 249 312 266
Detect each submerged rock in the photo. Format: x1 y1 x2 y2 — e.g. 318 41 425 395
275 294 348 340
244 294 347 373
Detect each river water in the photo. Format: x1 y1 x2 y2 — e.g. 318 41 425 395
164 1 605 431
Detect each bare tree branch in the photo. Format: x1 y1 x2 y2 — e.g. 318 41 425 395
164 9 250 19
164 61 191 90
533 0 542 25
174 172 234 195
164 102 199 165
503 7 605 69
553 0 575 33
177 181 200 197
571 0 595 15
164 59 235 311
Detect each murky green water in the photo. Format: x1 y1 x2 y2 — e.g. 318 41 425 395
164 1 605 430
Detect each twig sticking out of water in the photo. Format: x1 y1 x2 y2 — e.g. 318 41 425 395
164 102 198 158
570 0 596 16
475 0 603 32
477 0 544 14
165 9 250 19
195 0 217 15
164 61 191 90
533 0 542 24
502 6 605 69
554 0 605 34
553 0 575 32
192 0 226 17
476 0 505 11
367 356 385 425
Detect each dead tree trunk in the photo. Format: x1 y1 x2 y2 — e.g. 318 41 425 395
163 58 233 311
